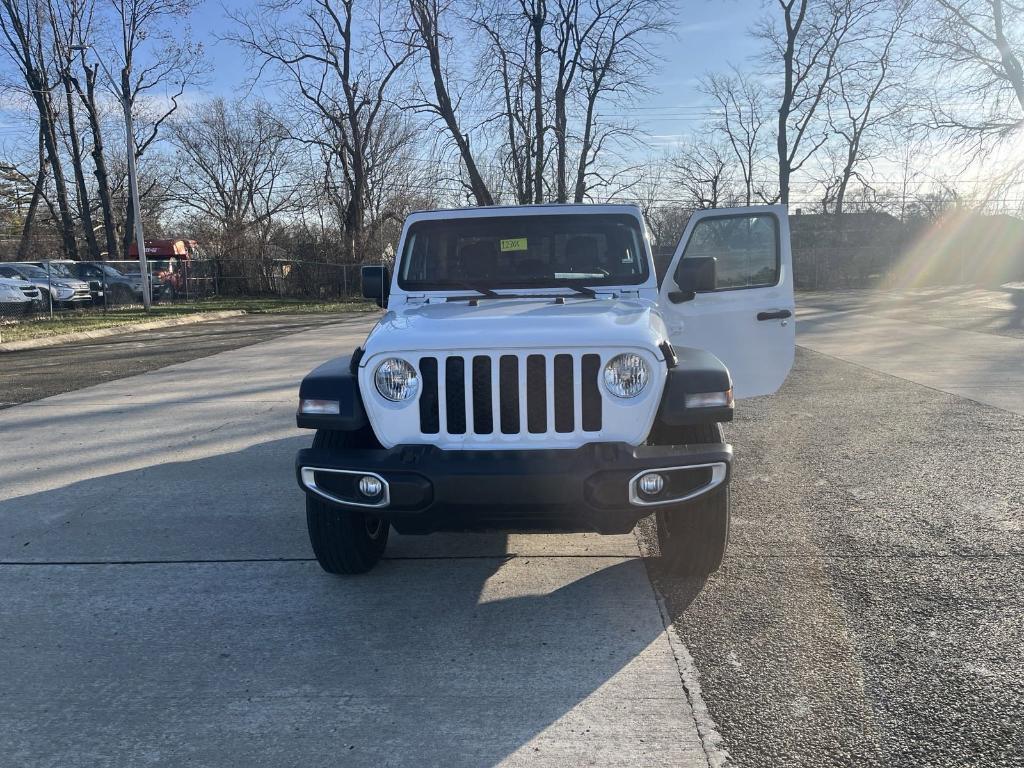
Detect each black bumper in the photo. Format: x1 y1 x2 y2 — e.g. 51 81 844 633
295 442 731 535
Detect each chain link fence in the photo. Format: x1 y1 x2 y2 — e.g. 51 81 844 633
0 256 367 319
4 208 1024 319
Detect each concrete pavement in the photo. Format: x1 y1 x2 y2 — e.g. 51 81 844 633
0 319 713 766
797 288 1024 415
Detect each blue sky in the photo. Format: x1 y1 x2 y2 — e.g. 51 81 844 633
191 0 764 149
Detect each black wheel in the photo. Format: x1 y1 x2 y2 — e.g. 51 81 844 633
648 422 730 578
305 428 389 575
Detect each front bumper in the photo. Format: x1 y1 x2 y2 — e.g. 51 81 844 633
296 442 731 534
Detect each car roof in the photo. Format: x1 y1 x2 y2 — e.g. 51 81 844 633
403 202 645 224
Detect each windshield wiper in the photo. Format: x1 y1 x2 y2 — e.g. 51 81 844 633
441 281 598 301
561 281 597 298
450 281 499 298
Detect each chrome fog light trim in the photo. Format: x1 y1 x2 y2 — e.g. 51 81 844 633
299 467 390 509
628 463 727 507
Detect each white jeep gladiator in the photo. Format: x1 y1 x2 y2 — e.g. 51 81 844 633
295 204 794 576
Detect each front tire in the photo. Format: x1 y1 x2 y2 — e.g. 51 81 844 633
305 428 389 575
648 422 731 578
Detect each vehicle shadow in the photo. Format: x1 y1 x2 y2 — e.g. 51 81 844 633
0 436 700 767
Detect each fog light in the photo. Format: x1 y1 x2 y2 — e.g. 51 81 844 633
358 476 383 498
638 473 665 496
299 398 340 415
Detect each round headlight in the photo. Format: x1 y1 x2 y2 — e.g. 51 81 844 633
374 358 419 402
603 353 650 398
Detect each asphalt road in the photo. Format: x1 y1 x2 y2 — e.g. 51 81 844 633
0 313 373 409
651 288 1023 767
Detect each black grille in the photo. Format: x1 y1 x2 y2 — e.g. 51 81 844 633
553 354 574 433
445 357 466 434
416 353 603 435
581 354 602 432
499 355 520 433
526 355 547 433
471 356 493 434
419 357 439 433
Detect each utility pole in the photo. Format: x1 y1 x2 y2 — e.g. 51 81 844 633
71 44 150 309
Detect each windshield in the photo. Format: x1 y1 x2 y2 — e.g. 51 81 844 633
46 263 73 278
397 213 649 291
13 264 48 279
100 264 129 277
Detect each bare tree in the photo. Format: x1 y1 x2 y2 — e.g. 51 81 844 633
11 126 48 260
169 98 295 262
473 6 534 203
47 0 120 259
0 0 79 258
701 67 772 206
669 139 734 209
408 0 494 205
756 0 883 205
918 0 1024 154
230 0 419 254
828 0 914 214
571 0 669 202
104 0 204 258
47 0 105 260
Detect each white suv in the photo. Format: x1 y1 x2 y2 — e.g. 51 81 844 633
295 204 795 575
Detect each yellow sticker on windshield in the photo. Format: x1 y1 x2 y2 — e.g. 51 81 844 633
500 238 528 252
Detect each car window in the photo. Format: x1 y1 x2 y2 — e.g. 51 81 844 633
678 214 780 290
398 213 648 291
47 264 73 278
11 264 49 280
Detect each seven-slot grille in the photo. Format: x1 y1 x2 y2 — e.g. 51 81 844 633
418 353 603 437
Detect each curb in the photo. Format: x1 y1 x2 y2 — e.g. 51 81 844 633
0 310 247 352
635 523 732 768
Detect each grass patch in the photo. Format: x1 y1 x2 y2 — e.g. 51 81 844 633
0 297 377 343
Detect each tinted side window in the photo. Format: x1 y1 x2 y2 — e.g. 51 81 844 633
678 215 779 289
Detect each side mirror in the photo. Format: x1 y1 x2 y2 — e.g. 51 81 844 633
361 265 391 308
669 256 716 303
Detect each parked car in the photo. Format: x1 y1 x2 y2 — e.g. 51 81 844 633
0 263 92 308
294 203 795 576
56 261 162 305
36 261 104 306
0 275 42 317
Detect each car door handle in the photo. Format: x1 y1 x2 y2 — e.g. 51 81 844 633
757 309 792 321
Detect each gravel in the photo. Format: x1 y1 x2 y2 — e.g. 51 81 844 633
649 345 1024 767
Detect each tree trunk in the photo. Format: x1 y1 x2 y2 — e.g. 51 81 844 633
530 4 546 204
554 83 567 202
82 64 119 260
63 76 101 261
411 1 493 206
16 126 47 261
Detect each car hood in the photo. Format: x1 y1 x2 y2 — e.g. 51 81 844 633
364 297 670 357
0 276 32 289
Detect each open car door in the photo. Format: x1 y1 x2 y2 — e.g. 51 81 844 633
657 206 795 398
